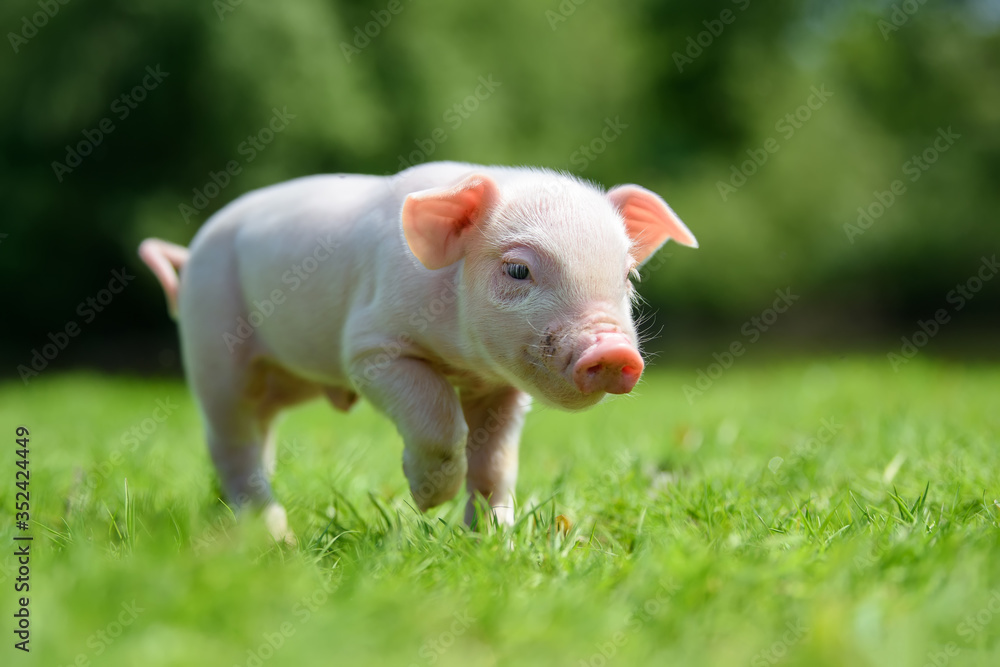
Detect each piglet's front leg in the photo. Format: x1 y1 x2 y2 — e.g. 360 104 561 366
461 387 530 527
352 357 469 510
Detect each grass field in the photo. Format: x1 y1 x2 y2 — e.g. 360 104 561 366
2 358 1000 666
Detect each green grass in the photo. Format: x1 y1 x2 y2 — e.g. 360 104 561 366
3 358 1000 666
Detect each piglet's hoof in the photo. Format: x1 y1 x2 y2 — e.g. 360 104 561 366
262 502 297 547
404 450 468 511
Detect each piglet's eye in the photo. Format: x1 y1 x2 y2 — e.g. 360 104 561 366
504 263 530 280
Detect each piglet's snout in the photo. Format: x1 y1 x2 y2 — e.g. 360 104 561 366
571 334 644 395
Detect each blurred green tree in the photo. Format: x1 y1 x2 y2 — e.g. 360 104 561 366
1 0 997 370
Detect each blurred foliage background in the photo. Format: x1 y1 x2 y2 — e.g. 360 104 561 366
1 0 997 373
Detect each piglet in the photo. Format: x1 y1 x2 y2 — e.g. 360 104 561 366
139 162 697 540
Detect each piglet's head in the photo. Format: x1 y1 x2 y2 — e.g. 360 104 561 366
402 172 697 410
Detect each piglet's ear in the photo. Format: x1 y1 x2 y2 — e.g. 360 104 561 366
608 184 698 264
402 174 499 270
